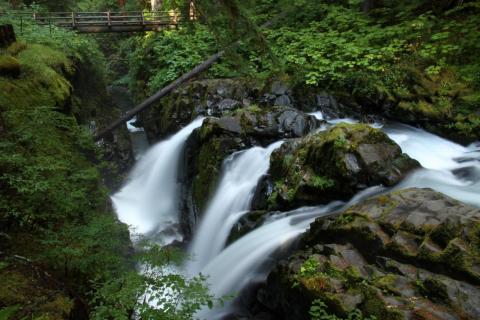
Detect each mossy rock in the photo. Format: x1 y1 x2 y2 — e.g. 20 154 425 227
0 55 20 78
266 123 419 210
0 263 73 319
258 188 480 320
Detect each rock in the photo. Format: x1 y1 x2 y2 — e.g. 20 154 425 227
227 210 268 244
256 188 480 320
179 117 255 238
0 55 20 78
274 95 292 107
238 106 319 143
271 81 290 96
217 98 242 112
251 175 274 210
140 79 261 141
266 123 419 210
178 106 319 238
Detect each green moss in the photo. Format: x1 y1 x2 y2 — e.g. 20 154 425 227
0 44 73 111
192 137 223 212
307 174 336 190
6 41 27 55
0 55 20 77
361 286 403 320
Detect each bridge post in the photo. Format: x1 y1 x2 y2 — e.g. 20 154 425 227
71 12 76 29
107 11 111 28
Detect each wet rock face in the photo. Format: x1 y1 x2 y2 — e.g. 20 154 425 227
178 106 319 239
257 188 480 320
139 78 325 142
266 123 419 210
140 79 262 141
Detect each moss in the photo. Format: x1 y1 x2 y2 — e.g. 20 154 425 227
361 286 404 320
6 41 27 55
0 55 21 77
422 277 449 303
374 274 400 295
0 268 73 320
302 275 333 293
191 136 224 212
0 44 73 112
307 174 336 190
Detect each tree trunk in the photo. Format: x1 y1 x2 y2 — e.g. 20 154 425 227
151 0 163 10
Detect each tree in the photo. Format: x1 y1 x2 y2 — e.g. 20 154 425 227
91 245 222 320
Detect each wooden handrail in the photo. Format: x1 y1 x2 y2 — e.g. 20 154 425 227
1 10 189 33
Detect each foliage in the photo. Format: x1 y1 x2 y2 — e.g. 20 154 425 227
126 25 229 97
0 4 108 81
299 257 321 278
122 0 480 140
0 306 19 320
91 245 222 320
310 299 377 320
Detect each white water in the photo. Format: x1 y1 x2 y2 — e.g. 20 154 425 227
198 187 385 319
384 122 480 207
127 116 145 132
187 141 283 274
112 117 204 243
112 115 480 318
197 120 480 317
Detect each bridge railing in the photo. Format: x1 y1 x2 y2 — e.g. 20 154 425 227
0 11 189 31
33 11 179 27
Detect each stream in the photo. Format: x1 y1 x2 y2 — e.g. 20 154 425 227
112 111 480 318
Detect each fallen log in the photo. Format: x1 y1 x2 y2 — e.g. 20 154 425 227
94 50 224 140
94 15 280 141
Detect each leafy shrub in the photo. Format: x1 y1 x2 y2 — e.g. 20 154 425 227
310 299 377 320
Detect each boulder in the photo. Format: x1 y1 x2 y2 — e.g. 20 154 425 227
257 188 480 320
0 55 20 78
266 123 419 210
140 79 261 141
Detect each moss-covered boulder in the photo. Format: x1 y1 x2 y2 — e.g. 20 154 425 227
266 123 419 210
387 69 480 143
257 188 480 320
0 55 20 78
140 78 262 141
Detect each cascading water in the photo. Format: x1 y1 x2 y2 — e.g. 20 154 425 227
187 141 283 274
384 122 480 207
112 117 204 244
112 113 479 319
196 119 480 318
197 187 385 319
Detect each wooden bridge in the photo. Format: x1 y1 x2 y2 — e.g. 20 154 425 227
8 11 187 33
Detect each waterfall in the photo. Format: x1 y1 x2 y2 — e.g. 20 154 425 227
187 141 283 274
112 117 204 244
195 121 480 317
197 187 385 319
384 122 480 207
111 113 479 318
